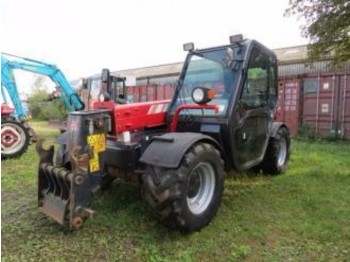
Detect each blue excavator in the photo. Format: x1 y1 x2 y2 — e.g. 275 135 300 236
1 53 85 159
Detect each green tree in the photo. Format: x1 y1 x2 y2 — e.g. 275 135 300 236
286 0 350 65
28 80 67 121
28 89 67 120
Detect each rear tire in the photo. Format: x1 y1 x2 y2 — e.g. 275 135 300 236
260 127 290 174
141 143 224 232
1 119 30 159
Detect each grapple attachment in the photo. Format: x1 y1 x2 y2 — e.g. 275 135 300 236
36 110 111 229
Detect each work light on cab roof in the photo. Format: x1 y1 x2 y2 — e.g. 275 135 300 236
183 42 195 52
229 34 243 44
183 34 243 53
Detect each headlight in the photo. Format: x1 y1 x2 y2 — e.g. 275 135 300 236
192 88 205 103
98 92 111 102
191 87 216 104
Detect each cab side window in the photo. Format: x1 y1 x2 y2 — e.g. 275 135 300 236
240 48 270 109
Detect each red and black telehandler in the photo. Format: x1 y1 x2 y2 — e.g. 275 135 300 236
37 35 290 232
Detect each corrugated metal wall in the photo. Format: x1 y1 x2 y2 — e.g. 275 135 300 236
278 61 350 77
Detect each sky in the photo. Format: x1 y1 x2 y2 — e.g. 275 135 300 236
1 0 306 94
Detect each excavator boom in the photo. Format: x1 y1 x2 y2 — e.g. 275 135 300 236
1 53 84 120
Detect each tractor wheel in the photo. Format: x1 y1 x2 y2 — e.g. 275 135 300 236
260 127 290 174
141 143 224 232
1 119 30 159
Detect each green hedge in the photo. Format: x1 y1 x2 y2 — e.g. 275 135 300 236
28 90 67 121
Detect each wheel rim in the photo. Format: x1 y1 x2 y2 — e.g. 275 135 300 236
187 162 216 215
277 137 287 167
1 123 26 155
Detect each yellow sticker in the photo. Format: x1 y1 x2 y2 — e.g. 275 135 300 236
89 151 100 173
87 133 106 172
87 133 106 153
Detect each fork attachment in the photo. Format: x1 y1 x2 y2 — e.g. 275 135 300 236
36 110 111 229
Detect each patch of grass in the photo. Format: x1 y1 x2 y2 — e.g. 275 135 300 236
2 122 350 261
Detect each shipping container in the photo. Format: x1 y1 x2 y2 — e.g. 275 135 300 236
275 78 302 136
340 74 350 139
140 85 148 102
126 86 140 103
164 83 175 100
156 84 165 100
127 83 175 103
147 84 157 101
302 73 350 139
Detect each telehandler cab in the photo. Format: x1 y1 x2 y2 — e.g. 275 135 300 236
37 35 290 232
80 69 127 109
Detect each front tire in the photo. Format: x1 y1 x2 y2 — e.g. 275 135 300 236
141 143 224 232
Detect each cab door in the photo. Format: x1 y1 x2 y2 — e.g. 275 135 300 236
231 46 276 170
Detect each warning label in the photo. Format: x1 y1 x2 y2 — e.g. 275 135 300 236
87 133 106 173
89 151 100 173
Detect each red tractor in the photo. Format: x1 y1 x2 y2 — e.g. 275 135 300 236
37 35 290 231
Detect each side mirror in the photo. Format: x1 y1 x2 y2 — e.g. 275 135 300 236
101 69 110 83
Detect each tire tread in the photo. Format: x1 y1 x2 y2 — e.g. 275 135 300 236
141 142 224 231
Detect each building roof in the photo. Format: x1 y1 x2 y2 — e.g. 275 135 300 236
114 62 183 79
113 45 310 79
273 45 308 63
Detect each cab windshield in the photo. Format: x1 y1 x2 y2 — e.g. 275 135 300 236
89 79 101 101
171 47 241 116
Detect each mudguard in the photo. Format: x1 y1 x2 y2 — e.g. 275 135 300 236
269 122 289 138
140 132 225 169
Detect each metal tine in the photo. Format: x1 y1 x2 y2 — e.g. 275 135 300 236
44 165 55 194
48 166 59 196
65 173 74 204
41 164 51 194
57 168 70 200
52 167 63 198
